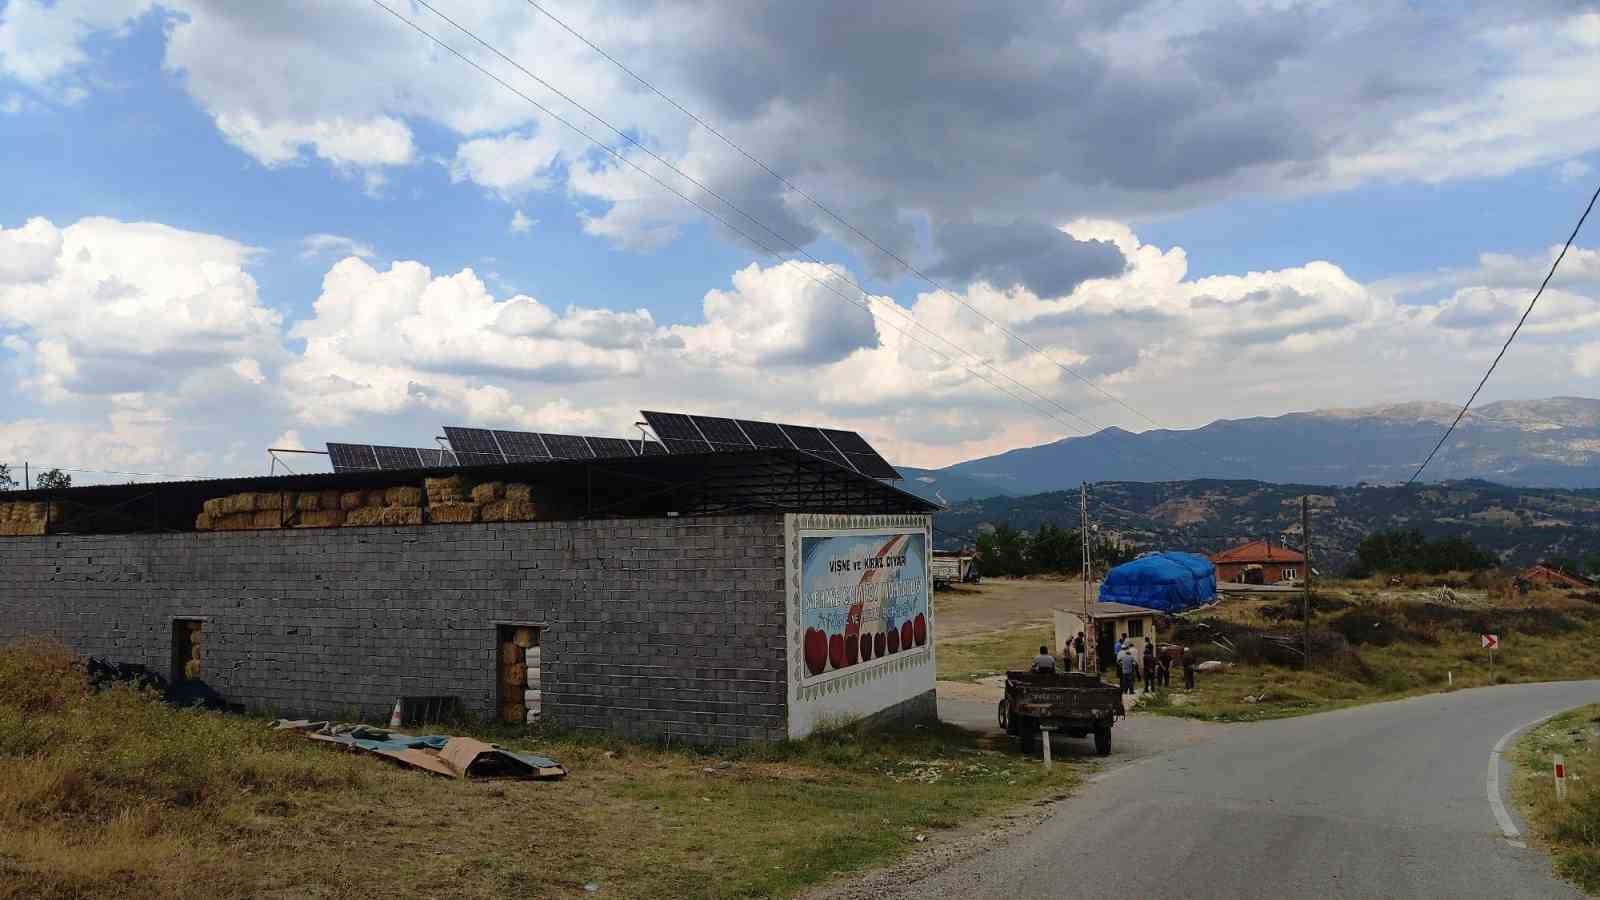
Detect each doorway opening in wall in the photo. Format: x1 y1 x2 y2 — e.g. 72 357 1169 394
171 619 203 684
497 625 542 725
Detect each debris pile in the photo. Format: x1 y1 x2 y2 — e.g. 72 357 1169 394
195 478 539 531
274 720 566 780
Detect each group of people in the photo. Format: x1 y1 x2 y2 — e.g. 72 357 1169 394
1028 633 1198 696
1113 636 1193 695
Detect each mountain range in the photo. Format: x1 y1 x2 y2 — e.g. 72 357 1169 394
896 397 1600 504
931 479 1600 572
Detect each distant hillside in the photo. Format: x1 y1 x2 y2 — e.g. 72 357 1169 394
895 467 1018 505
932 479 1600 572
937 397 1600 493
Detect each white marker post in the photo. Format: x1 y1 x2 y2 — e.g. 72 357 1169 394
1041 726 1054 769
1555 753 1568 802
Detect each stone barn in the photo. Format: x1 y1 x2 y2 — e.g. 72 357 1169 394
0 449 937 746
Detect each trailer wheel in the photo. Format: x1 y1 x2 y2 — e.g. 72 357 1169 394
997 698 1009 732
1093 724 1112 756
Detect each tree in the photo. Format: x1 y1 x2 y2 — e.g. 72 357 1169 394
0 463 13 491
1350 528 1495 576
34 468 71 490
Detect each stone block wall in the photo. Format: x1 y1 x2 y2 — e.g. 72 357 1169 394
0 514 788 745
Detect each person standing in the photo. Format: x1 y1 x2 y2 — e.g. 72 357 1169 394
1061 640 1075 673
1142 638 1156 693
1073 632 1086 672
1182 647 1196 690
1117 644 1138 695
1156 648 1170 688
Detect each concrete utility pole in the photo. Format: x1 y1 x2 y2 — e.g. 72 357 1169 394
1301 495 1312 669
1081 482 1092 672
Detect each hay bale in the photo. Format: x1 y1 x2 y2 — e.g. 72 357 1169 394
343 507 385 527
505 483 532 502
513 627 535 648
385 485 422 507
366 490 388 507
471 481 505 504
425 476 468 502
426 502 479 524
296 492 322 512
380 506 423 526
502 499 536 521
526 668 541 688
500 702 525 724
202 498 226 517
195 512 213 531
183 660 201 680
499 641 520 665
319 489 342 510
250 510 282 529
525 708 541 724
296 509 345 528
524 689 542 705
339 491 365 511
219 513 255 530
255 492 283 511
503 662 527 686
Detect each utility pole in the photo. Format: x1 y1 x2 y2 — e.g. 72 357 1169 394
24 462 29 490
1301 495 1311 669
1081 482 1092 672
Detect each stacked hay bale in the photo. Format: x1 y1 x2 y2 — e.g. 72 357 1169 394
180 621 203 680
499 635 528 724
0 501 63 536
194 478 536 531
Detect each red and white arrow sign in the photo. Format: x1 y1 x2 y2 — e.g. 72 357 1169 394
1481 633 1499 650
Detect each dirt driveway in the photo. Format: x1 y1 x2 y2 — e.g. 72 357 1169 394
934 577 1098 639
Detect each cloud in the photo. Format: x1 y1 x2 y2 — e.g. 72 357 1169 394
509 210 534 234
15 1 1600 280
1558 159 1593 182
929 222 1125 296
671 262 880 367
300 233 376 261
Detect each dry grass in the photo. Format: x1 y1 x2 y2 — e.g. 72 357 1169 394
1151 581 1600 722
936 625 1056 682
1512 704 1600 894
0 641 1079 899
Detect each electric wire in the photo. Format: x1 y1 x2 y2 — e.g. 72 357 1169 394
516 0 1161 430
370 0 1097 436
1407 182 1600 485
400 0 1102 435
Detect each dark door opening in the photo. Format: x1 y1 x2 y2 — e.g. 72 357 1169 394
172 619 202 684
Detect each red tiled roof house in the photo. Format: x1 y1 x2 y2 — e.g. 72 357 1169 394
1211 540 1306 585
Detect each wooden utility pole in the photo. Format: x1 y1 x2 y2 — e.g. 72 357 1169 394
1081 482 1092 672
1301 495 1311 669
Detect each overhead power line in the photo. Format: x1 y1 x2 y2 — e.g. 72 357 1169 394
396 0 1101 435
1407 181 1600 485
516 0 1161 431
370 0 1099 436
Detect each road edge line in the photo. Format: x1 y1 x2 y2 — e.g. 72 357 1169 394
1487 713 1557 849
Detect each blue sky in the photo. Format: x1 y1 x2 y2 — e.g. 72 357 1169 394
1 1 1598 480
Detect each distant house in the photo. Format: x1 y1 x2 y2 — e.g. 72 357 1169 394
1515 563 1590 591
1211 539 1305 585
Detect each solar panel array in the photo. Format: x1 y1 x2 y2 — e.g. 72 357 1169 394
638 411 900 479
441 427 665 465
327 442 456 473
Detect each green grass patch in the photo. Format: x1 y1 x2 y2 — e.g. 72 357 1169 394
936 625 1055 682
0 640 1079 900
1512 704 1600 895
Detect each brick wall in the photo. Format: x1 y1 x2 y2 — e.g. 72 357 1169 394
0 514 789 745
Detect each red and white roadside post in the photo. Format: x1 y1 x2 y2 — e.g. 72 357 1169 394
1482 633 1499 681
1554 753 1568 802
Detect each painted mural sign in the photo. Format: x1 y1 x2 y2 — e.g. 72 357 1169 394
797 529 929 684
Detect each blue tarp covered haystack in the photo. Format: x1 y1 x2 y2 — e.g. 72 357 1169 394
1098 552 1217 614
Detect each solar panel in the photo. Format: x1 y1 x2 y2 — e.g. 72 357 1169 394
735 419 792 449
777 424 835 453
373 445 424 470
808 449 855 471
444 426 504 459
641 411 712 454
327 443 379 472
541 433 595 459
585 437 637 459
819 428 873 454
493 430 551 462
419 448 458 467
846 452 900 479
690 415 753 449
454 451 504 468
638 440 667 456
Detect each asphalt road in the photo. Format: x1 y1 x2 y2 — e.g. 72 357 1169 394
902 681 1600 899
